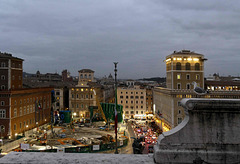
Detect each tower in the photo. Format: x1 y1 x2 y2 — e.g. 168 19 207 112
165 50 207 90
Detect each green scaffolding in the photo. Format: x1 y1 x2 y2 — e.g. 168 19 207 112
100 103 123 123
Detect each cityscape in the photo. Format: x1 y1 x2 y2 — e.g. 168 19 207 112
0 1 240 164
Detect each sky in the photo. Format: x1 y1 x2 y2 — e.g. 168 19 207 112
0 0 240 79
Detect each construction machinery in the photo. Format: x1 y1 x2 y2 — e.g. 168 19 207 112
57 138 85 146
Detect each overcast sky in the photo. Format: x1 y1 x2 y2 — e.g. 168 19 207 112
0 0 240 79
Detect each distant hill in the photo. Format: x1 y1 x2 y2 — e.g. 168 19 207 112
139 77 166 83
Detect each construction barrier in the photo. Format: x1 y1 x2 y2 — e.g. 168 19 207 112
19 138 128 153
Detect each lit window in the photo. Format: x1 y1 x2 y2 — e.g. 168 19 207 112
196 74 200 80
177 74 181 80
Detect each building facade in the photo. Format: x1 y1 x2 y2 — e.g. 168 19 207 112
0 52 52 138
69 69 113 121
153 50 207 130
117 85 147 119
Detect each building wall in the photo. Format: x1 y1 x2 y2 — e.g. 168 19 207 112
54 88 64 110
146 88 153 113
69 87 97 119
117 86 146 119
0 88 52 138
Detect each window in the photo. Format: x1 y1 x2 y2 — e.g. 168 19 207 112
141 106 143 109
56 91 60 95
186 74 190 80
140 96 144 99
1 101 4 106
196 74 200 80
136 101 138 104
141 92 143 94
125 111 129 114
76 104 79 108
72 104 74 108
90 94 93 98
76 94 79 98
27 106 29 114
136 111 138 114
20 107 22 116
130 96 134 99
20 122 22 129
178 117 182 124
177 101 181 106
14 108 17 117
72 94 74 98
14 124 16 131
131 111 134 114
131 101 133 104
136 92 138 94
177 83 181 90
131 106 134 109
131 92 133 94
141 101 143 104
85 74 87 78
1 85 5 90
0 109 6 118
195 63 200 70
24 107 26 115
120 100 123 103
30 105 32 113
126 106 128 108
177 74 181 80
120 96 123 99
86 95 88 98
126 101 128 104
187 83 190 90
178 110 181 114
126 92 128 94
186 63 191 70
136 106 138 109
141 111 143 114
19 76 21 80
1 62 6 67
135 96 139 99
56 102 60 107
81 104 84 108
12 75 15 80
176 62 181 70
1 75 5 80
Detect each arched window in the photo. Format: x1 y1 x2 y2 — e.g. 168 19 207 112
0 125 5 133
195 63 200 70
1 75 5 80
1 85 5 90
176 62 181 70
185 63 191 70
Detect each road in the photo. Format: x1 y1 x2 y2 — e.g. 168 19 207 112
118 122 135 154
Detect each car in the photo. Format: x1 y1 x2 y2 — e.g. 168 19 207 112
146 137 152 144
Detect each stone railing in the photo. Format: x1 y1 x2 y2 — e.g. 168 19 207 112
154 98 240 164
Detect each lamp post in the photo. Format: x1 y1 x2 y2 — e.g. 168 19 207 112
114 62 118 154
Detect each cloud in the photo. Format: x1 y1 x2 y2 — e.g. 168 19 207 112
0 0 239 78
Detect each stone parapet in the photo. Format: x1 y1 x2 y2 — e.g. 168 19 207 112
154 98 240 164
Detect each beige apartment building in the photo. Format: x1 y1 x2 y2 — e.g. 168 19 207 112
117 86 146 119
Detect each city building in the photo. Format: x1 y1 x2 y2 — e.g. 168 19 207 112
146 88 153 113
0 52 52 138
69 69 114 121
153 50 207 131
153 50 240 131
117 85 147 119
